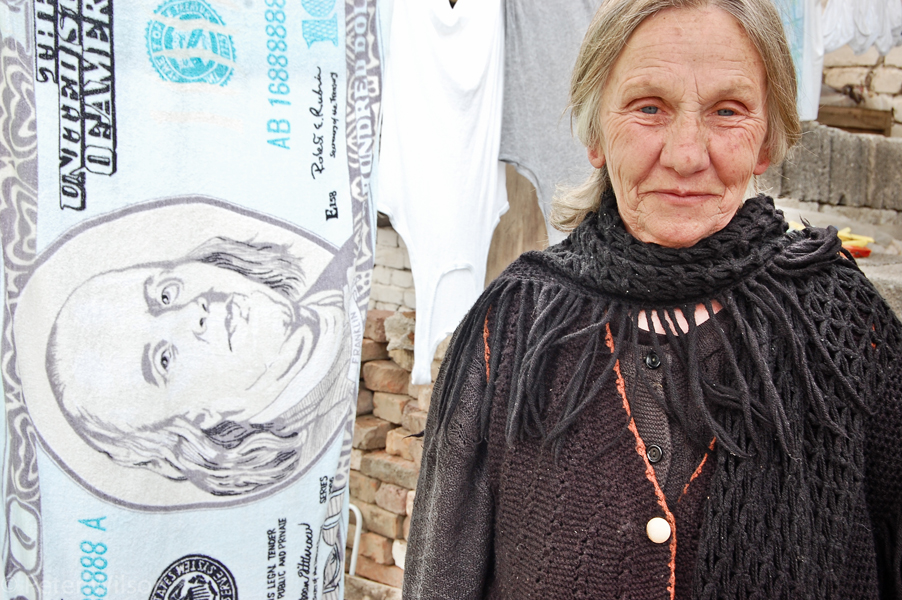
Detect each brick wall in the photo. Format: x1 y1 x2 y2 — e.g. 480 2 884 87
371 227 415 312
822 45 902 137
346 310 448 599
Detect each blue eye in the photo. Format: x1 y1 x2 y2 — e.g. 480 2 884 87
640 106 658 114
716 108 735 116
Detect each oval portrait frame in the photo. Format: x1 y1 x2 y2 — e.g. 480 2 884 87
14 196 352 511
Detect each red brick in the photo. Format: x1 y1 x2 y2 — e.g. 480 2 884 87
373 392 410 425
357 388 374 416
375 482 409 515
363 360 410 395
357 501 405 539
385 427 414 461
353 556 404 589
353 415 396 450
358 532 394 565
365 309 393 343
361 338 389 362
431 359 442 381
402 516 411 540
351 449 363 471
401 408 428 435
406 490 416 516
409 437 424 468
360 451 420 490
414 383 434 413
350 471 380 504
344 575 402 600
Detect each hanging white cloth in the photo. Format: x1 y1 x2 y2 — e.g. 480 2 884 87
774 0 824 121
823 0 902 55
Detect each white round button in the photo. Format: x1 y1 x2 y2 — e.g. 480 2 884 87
646 517 671 544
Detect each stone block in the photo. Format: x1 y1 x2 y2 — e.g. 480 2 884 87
357 388 374 416
388 348 414 372
373 301 400 312
372 265 392 285
403 290 416 310
406 490 416 516
353 556 404 589
373 392 410 425
359 532 394 565
344 575 403 600
361 339 389 363
360 451 420 490
351 448 363 470
409 437 424 468
887 45 902 68
757 162 783 198
893 123 902 139
824 45 881 68
893 96 902 122
402 408 428 435
365 310 393 342
385 427 415 461
371 283 404 305
375 482 410 515
350 471 381 504
392 540 407 570
363 360 410 395
824 67 870 90
357 500 405 539
783 123 831 202
376 226 398 248
384 312 415 351
829 129 875 207
374 244 406 269
347 522 357 548
353 415 396 450
403 516 411 540
869 137 902 210
863 92 895 111
412 383 434 413
390 269 413 288
872 67 902 95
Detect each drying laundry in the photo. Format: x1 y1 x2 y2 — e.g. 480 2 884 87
377 0 507 385
499 0 599 245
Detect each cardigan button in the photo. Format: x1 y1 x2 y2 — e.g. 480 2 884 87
646 517 671 544
646 444 663 464
645 351 662 369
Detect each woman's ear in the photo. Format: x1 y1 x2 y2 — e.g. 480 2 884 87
753 146 771 176
588 146 606 169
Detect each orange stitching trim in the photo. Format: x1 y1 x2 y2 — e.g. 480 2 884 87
680 438 716 503
605 325 676 600
483 307 492 382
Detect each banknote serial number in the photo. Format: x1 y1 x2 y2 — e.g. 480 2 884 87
265 0 292 149
79 541 109 599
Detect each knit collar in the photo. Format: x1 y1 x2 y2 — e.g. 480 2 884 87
537 190 794 306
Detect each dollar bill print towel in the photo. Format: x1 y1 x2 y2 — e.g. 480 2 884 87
0 0 380 598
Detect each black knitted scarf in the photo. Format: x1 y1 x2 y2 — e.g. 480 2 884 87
434 191 901 598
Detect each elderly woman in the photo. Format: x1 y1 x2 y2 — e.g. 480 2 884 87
403 0 902 598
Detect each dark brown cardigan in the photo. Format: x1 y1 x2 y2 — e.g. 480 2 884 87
403 195 902 599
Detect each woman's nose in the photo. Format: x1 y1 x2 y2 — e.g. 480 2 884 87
661 115 710 176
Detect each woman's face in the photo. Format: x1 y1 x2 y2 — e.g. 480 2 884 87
51 261 303 429
590 6 771 248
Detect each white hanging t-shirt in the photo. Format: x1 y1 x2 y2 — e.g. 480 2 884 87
377 0 508 385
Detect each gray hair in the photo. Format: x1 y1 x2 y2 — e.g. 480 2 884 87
551 0 801 231
47 237 316 496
